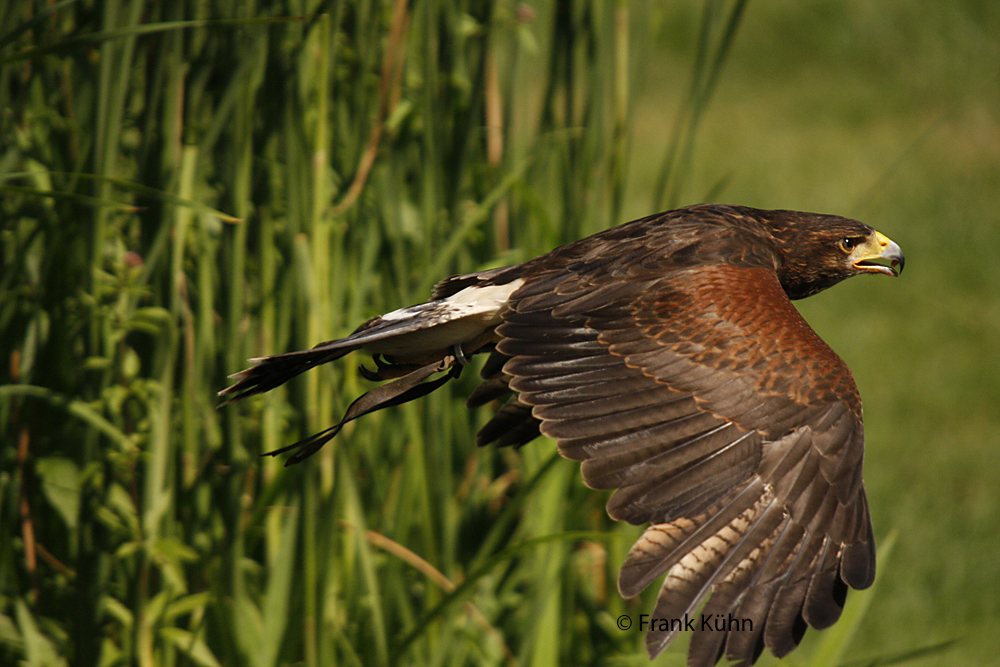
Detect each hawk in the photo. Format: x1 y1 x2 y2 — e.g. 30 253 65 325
220 203 904 666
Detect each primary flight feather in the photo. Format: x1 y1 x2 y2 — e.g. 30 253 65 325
220 203 903 666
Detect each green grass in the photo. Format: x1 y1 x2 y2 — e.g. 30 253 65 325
2 1 998 666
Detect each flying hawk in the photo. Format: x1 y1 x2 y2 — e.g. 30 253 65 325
220 203 904 666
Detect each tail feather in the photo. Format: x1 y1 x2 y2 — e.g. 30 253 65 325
217 289 509 463
218 344 358 405
220 299 482 405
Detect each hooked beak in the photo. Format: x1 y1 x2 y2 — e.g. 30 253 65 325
853 231 905 277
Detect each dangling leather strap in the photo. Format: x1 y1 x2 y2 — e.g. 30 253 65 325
263 355 461 465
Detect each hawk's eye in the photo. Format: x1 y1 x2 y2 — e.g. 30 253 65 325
839 237 861 253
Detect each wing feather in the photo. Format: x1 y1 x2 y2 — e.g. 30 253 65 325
489 261 875 665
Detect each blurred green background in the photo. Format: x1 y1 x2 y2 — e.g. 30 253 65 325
2 1 998 666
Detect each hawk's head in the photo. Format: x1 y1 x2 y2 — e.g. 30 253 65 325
760 210 905 299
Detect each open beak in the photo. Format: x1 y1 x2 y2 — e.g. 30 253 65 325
853 231 905 277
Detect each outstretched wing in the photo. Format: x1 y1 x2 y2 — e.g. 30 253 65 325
494 263 876 666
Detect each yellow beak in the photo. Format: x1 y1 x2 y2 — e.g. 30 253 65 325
852 231 905 276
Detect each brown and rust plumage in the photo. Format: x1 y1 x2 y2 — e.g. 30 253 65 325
220 203 904 666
